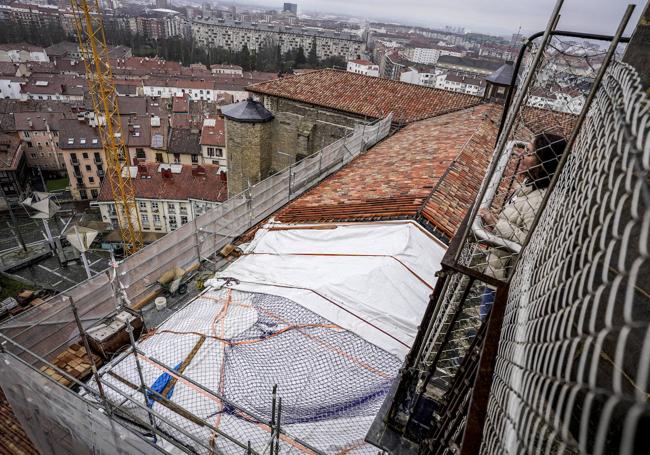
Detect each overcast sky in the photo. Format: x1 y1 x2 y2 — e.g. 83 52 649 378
240 0 645 37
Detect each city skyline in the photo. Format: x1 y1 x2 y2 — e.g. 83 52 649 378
235 0 644 37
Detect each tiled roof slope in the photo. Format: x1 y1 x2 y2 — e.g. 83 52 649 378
275 104 502 238
0 389 37 455
97 163 227 203
246 69 482 124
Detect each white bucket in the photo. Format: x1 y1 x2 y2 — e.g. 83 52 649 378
154 296 167 311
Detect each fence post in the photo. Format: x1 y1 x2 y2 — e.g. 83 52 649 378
287 164 293 200
68 295 111 415
126 321 158 441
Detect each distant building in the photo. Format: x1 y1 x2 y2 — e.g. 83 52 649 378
210 64 243 76
191 18 365 61
346 59 379 77
401 45 464 65
381 52 407 80
283 3 298 15
436 55 503 76
0 44 49 63
400 68 440 87
435 72 486 96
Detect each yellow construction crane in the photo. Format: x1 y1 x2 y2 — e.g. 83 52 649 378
69 0 143 255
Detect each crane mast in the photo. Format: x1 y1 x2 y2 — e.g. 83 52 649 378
69 0 143 255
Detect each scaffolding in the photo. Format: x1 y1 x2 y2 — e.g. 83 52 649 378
0 116 393 454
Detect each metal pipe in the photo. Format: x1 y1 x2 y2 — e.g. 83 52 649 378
454 0 565 262
125 320 158 440
68 296 110 413
508 3 636 280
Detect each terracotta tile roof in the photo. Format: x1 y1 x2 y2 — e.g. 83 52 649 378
246 69 482 124
0 389 37 455
274 104 502 239
172 94 189 113
200 117 225 146
97 162 227 203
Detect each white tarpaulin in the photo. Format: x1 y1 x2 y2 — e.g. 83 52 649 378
209 220 446 358
89 220 447 454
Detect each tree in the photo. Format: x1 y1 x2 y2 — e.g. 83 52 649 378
308 38 318 67
294 46 306 67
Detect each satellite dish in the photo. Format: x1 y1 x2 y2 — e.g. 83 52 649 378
66 225 98 253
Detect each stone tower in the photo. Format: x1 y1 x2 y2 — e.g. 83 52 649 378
221 98 274 196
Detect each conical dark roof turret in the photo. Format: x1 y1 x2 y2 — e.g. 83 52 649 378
221 97 274 123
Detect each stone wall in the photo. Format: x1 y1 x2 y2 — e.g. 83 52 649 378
262 96 371 171
226 119 273 195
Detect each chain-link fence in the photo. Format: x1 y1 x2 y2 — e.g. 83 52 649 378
0 115 393 454
480 57 649 455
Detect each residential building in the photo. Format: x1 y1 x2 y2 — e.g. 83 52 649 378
435 72 486 96
200 117 226 168
14 112 70 177
0 44 49 63
21 75 85 102
0 133 30 209
97 162 227 234
346 59 380 77
191 18 365 61
435 55 503 76
380 52 408 80
210 64 243 76
167 128 202 165
283 3 298 15
57 118 105 200
400 67 441 87
400 45 464 65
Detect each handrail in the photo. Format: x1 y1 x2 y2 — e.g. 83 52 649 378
471 140 525 254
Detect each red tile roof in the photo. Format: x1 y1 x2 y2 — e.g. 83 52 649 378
246 69 482 124
200 117 225 146
0 389 37 455
97 163 227 203
274 104 501 238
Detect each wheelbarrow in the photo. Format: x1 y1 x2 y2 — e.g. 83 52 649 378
157 266 190 297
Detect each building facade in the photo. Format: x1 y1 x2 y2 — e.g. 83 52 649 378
347 59 380 77
191 18 364 61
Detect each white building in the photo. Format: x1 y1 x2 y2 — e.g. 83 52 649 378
400 68 441 87
435 72 486 96
98 163 227 235
200 117 227 169
0 44 49 63
401 45 464 65
143 79 250 103
210 64 244 76
0 77 24 99
191 17 365 61
346 59 380 77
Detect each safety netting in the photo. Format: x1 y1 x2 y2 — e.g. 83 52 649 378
85 221 445 453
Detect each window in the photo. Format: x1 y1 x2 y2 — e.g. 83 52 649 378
173 153 180 164
136 148 145 159
94 152 101 162
91 189 98 198
88 177 94 183
82 152 88 159
168 204 176 213
139 201 147 210
181 216 188 225
153 214 161 224
80 138 86 144
30 153 37 159
85 165 91 171
24 131 30 138
191 155 198 164
141 213 149 223
155 153 163 163
151 202 159 212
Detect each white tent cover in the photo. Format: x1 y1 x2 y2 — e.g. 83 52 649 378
210 220 446 358
90 221 446 454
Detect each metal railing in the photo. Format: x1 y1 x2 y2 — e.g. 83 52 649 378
370 2 646 453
